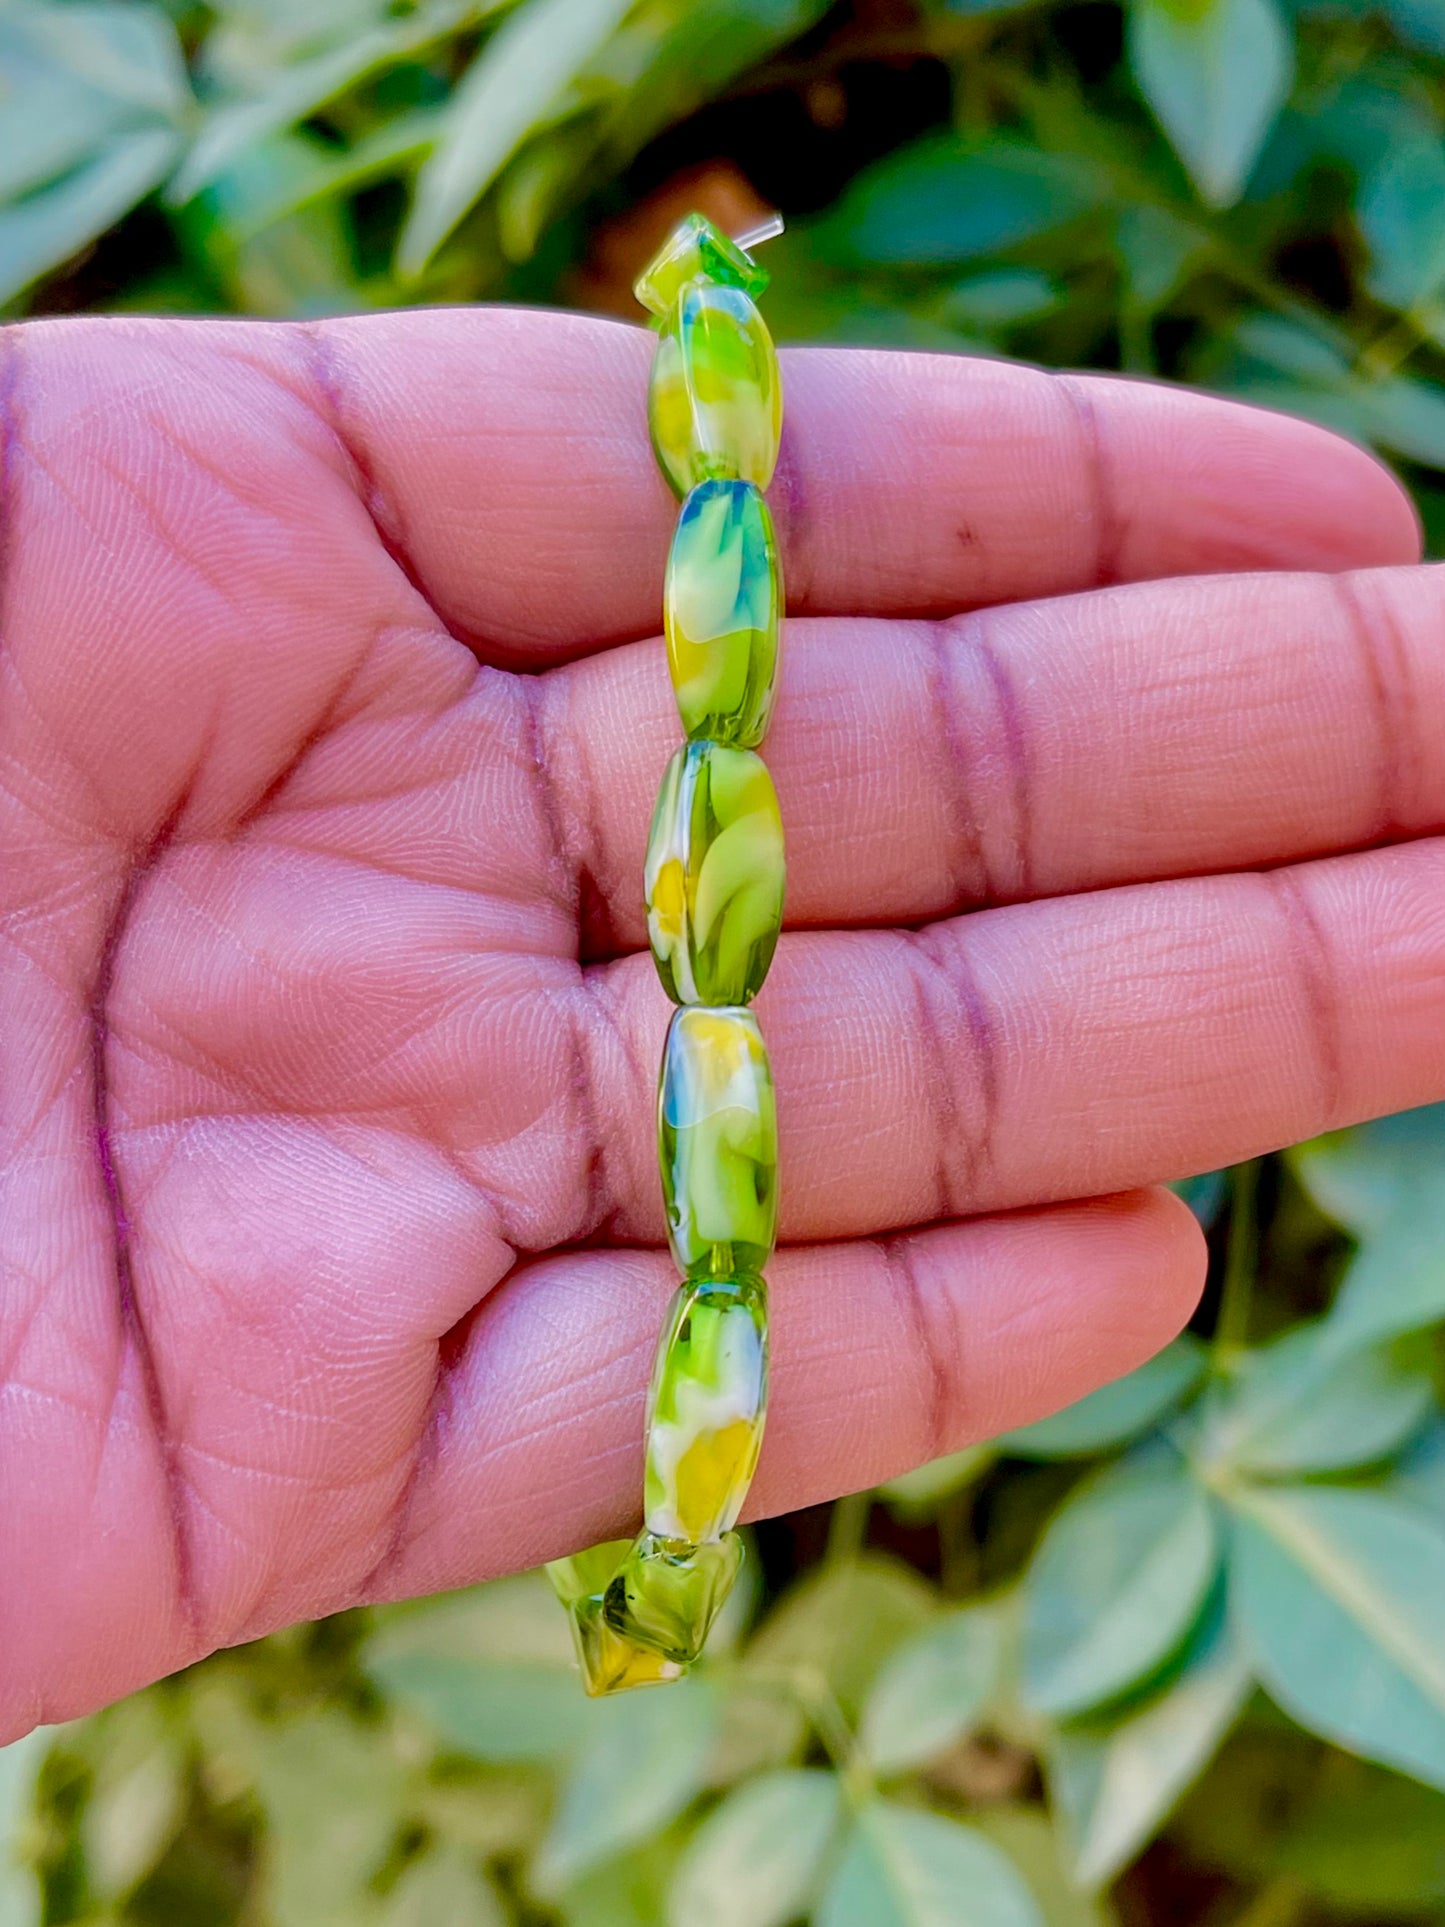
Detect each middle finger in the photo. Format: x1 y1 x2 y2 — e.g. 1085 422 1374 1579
537 562 1445 938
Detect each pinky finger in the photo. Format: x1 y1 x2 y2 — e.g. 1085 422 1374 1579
375 1188 1207 1602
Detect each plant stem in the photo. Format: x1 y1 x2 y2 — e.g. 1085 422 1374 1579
826 1489 872 1567
1228 1875 1309 1927
1213 1158 1261 1366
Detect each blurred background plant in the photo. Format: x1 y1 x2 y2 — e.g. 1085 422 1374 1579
5 0 1445 1921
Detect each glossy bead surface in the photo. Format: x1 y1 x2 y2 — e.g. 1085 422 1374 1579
645 1275 768 1542
604 1530 744 1662
633 211 769 320
649 283 782 499
658 1008 777 1279
547 1538 686 1696
665 480 780 748
646 741 784 1007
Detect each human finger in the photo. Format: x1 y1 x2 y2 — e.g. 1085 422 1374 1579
373 1188 1204 1596
537 562 1445 940
579 836 1445 1244
300 308 1420 661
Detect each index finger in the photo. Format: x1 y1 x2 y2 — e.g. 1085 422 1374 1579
305 307 1419 662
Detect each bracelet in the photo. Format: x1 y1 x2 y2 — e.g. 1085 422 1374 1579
548 211 787 1696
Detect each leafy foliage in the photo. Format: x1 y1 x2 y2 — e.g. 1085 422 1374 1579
6 0 1445 1920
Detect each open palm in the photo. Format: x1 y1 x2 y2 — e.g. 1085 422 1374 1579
3 305 1440 1738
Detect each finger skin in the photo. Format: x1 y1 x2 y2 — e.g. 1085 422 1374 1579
541 564 1445 939
308 308 1419 658
373 1189 1206 1603
586 837 1445 1242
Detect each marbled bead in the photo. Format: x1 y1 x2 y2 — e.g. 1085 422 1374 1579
645 741 784 1007
649 283 782 498
603 1530 744 1663
633 211 769 320
665 480 780 748
644 1275 768 1542
658 1007 777 1280
546 1538 684 1695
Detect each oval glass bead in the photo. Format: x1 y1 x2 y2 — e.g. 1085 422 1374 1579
649 282 782 498
665 480 780 748
644 1275 768 1542
645 741 784 1007
658 1008 778 1279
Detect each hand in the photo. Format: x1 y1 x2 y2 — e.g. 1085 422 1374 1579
1 307 1437 1737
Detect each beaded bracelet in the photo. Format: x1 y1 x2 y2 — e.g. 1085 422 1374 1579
547 210 786 1696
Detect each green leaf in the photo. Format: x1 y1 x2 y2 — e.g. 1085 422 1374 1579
247 1712 410 1927
0 1733 47 1927
382 1847 508 1927
1393 1422 1445 1520
818 1802 1042 1927
169 0 477 204
534 1675 720 1894
970 1809 1118 1927
1229 1483 1445 1792
1023 1448 1220 1718
0 4 182 203
1200 1322 1434 1474
1294 1106 1445 1350
860 1606 1003 1776
1002 1338 1206 1460
1359 134 1445 311
1271 1758 1445 1909
1129 0 1294 206
817 134 1103 268
364 1572 596 1763
0 125 180 307
398 0 633 277
79 1693 185 1901
878 1444 995 1517
743 1556 938 1721
667 1769 844 1927
1046 1601 1251 1888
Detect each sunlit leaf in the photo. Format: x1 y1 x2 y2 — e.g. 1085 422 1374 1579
398 0 633 277
1023 1448 1219 1718
818 1802 1042 1927
0 126 180 307
1002 1338 1206 1460
382 1846 509 1926
79 1693 185 1901
169 0 480 204
667 1769 843 1927
1200 1323 1434 1475
534 1675 720 1894
1359 134 1445 311
1129 0 1293 207
1229 1484 1445 1791
1046 1600 1251 1887
971 1808 1118 1927
743 1556 938 1721
877 1444 995 1517
817 134 1105 268
1294 1106 1445 1349
0 1733 47 1927
860 1605 1003 1776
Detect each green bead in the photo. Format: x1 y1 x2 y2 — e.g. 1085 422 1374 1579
633 211 770 320
658 1007 777 1279
604 1530 744 1662
547 1538 687 1695
665 480 780 748
649 283 782 499
644 1275 768 1542
645 741 784 1007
